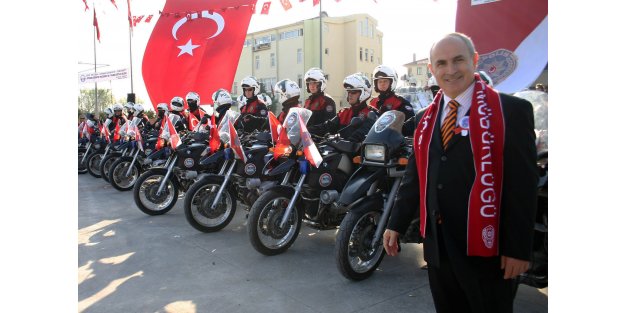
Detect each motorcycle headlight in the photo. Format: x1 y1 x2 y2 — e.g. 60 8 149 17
364 144 386 162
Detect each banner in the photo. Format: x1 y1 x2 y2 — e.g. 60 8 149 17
456 0 547 93
78 68 129 84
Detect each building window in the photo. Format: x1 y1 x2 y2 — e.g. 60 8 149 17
280 29 303 40
297 48 303 64
370 49 374 63
243 39 252 47
359 47 363 61
365 49 369 62
298 74 303 88
325 48 329 55
255 55 260 70
417 67 423 75
270 53 275 68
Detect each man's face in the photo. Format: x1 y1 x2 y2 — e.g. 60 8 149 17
114 110 122 117
376 78 391 92
243 87 254 98
307 81 319 94
428 36 478 99
347 90 361 105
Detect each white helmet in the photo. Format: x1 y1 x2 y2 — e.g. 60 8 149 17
156 102 169 113
133 103 145 114
274 79 301 105
427 75 438 87
104 107 114 118
125 102 136 113
304 67 327 93
373 64 398 92
258 93 272 108
170 96 185 112
113 103 124 112
343 73 372 103
186 91 200 103
212 88 233 106
240 76 260 96
236 95 246 110
478 70 493 86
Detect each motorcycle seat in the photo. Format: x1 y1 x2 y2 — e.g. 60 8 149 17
327 140 360 154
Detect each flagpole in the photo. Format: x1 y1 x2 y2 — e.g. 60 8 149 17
319 0 322 69
129 24 134 94
93 8 99 117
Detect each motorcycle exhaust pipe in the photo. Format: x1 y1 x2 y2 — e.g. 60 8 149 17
156 155 177 196
210 161 237 210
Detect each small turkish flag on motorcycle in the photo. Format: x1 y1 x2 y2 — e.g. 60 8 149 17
298 114 322 168
227 120 247 163
142 0 256 110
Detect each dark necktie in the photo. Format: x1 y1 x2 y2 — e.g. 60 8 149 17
441 100 459 150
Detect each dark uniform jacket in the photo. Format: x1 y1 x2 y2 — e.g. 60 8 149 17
370 92 416 136
309 102 378 142
238 96 268 132
304 93 336 127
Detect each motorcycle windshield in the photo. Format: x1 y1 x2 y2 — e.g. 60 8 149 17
513 90 548 152
217 110 241 143
363 110 406 151
282 107 312 147
126 117 142 137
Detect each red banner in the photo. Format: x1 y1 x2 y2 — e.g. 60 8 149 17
455 0 547 92
261 2 271 14
142 0 255 110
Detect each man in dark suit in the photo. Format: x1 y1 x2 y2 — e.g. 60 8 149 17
383 32 538 313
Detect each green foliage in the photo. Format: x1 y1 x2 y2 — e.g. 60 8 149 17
78 89 114 116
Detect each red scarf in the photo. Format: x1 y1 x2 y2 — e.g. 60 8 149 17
414 74 505 257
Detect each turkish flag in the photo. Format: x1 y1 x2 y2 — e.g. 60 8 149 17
101 119 112 143
456 0 547 92
142 0 255 110
126 0 133 29
228 120 247 163
133 124 144 152
133 15 144 27
82 0 89 11
93 9 101 42
298 114 322 168
145 14 153 23
267 111 282 144
313 0 320 6
260 2 271 14
280 0 293 11
209 113 221 154
110 0 118 9
163 115 182 150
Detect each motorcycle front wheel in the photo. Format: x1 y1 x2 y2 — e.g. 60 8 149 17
335 209 386 281
247 189 302 256
133 168 178 215
184 176 237 233
109 156 141 191
86 151 104 178
78 148 88 174
99 153 120 183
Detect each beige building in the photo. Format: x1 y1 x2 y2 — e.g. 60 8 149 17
402 55 430 87
233 13 383 111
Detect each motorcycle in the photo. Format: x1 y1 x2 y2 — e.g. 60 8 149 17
246 108 361 256
86 119 113 178
183 111 274 232
107 117 158 191
133 113 218 216
514 90 548 288
334 110 414 281
78 119 99 174
99 121 133 183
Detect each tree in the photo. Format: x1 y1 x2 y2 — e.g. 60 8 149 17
78 88 114 117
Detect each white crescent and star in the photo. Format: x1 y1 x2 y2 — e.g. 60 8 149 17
172 10 225 57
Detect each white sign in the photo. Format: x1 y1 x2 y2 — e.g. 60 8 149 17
78 68 128 84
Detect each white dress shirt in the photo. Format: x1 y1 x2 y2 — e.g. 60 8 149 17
440 84 475 126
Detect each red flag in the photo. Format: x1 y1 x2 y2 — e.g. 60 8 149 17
187 110 205 130
133 15 145 27
93 9 101 42
101 120 112 143
133 124 144 151
164 116 182 150
209 113 221 153
142 0 256 111
155 119 167 150
298 115 322 168
299 0 306 2
267 111 282 144
260 2 271 14
228 120 247 163
313 0 320 6
145 14 154 23
126 0 133 30
280 0 293 11
456 0 547 92
111 0 118 9
82 0 89 11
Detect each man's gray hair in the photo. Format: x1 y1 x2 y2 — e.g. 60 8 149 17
429 32 477 62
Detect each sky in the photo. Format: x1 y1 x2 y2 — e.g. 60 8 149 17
77 0 457 107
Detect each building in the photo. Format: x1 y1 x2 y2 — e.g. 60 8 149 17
233 13 383 110
402 54 430 87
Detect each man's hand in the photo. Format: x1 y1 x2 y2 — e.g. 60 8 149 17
383 229 400 256
501 256 530 279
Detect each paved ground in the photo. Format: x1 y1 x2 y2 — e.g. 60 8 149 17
78 174 548 313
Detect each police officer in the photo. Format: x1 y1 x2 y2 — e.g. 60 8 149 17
309 73 378 141
303 67 336 126
185 91 206 130
370 65 415 135
238 76 268 132
169 96 188 133
274 79 302 123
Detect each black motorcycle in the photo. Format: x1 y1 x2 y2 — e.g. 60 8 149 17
246 108 360 256
184 112 275 233
78 121 99 174
334 110 414 281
